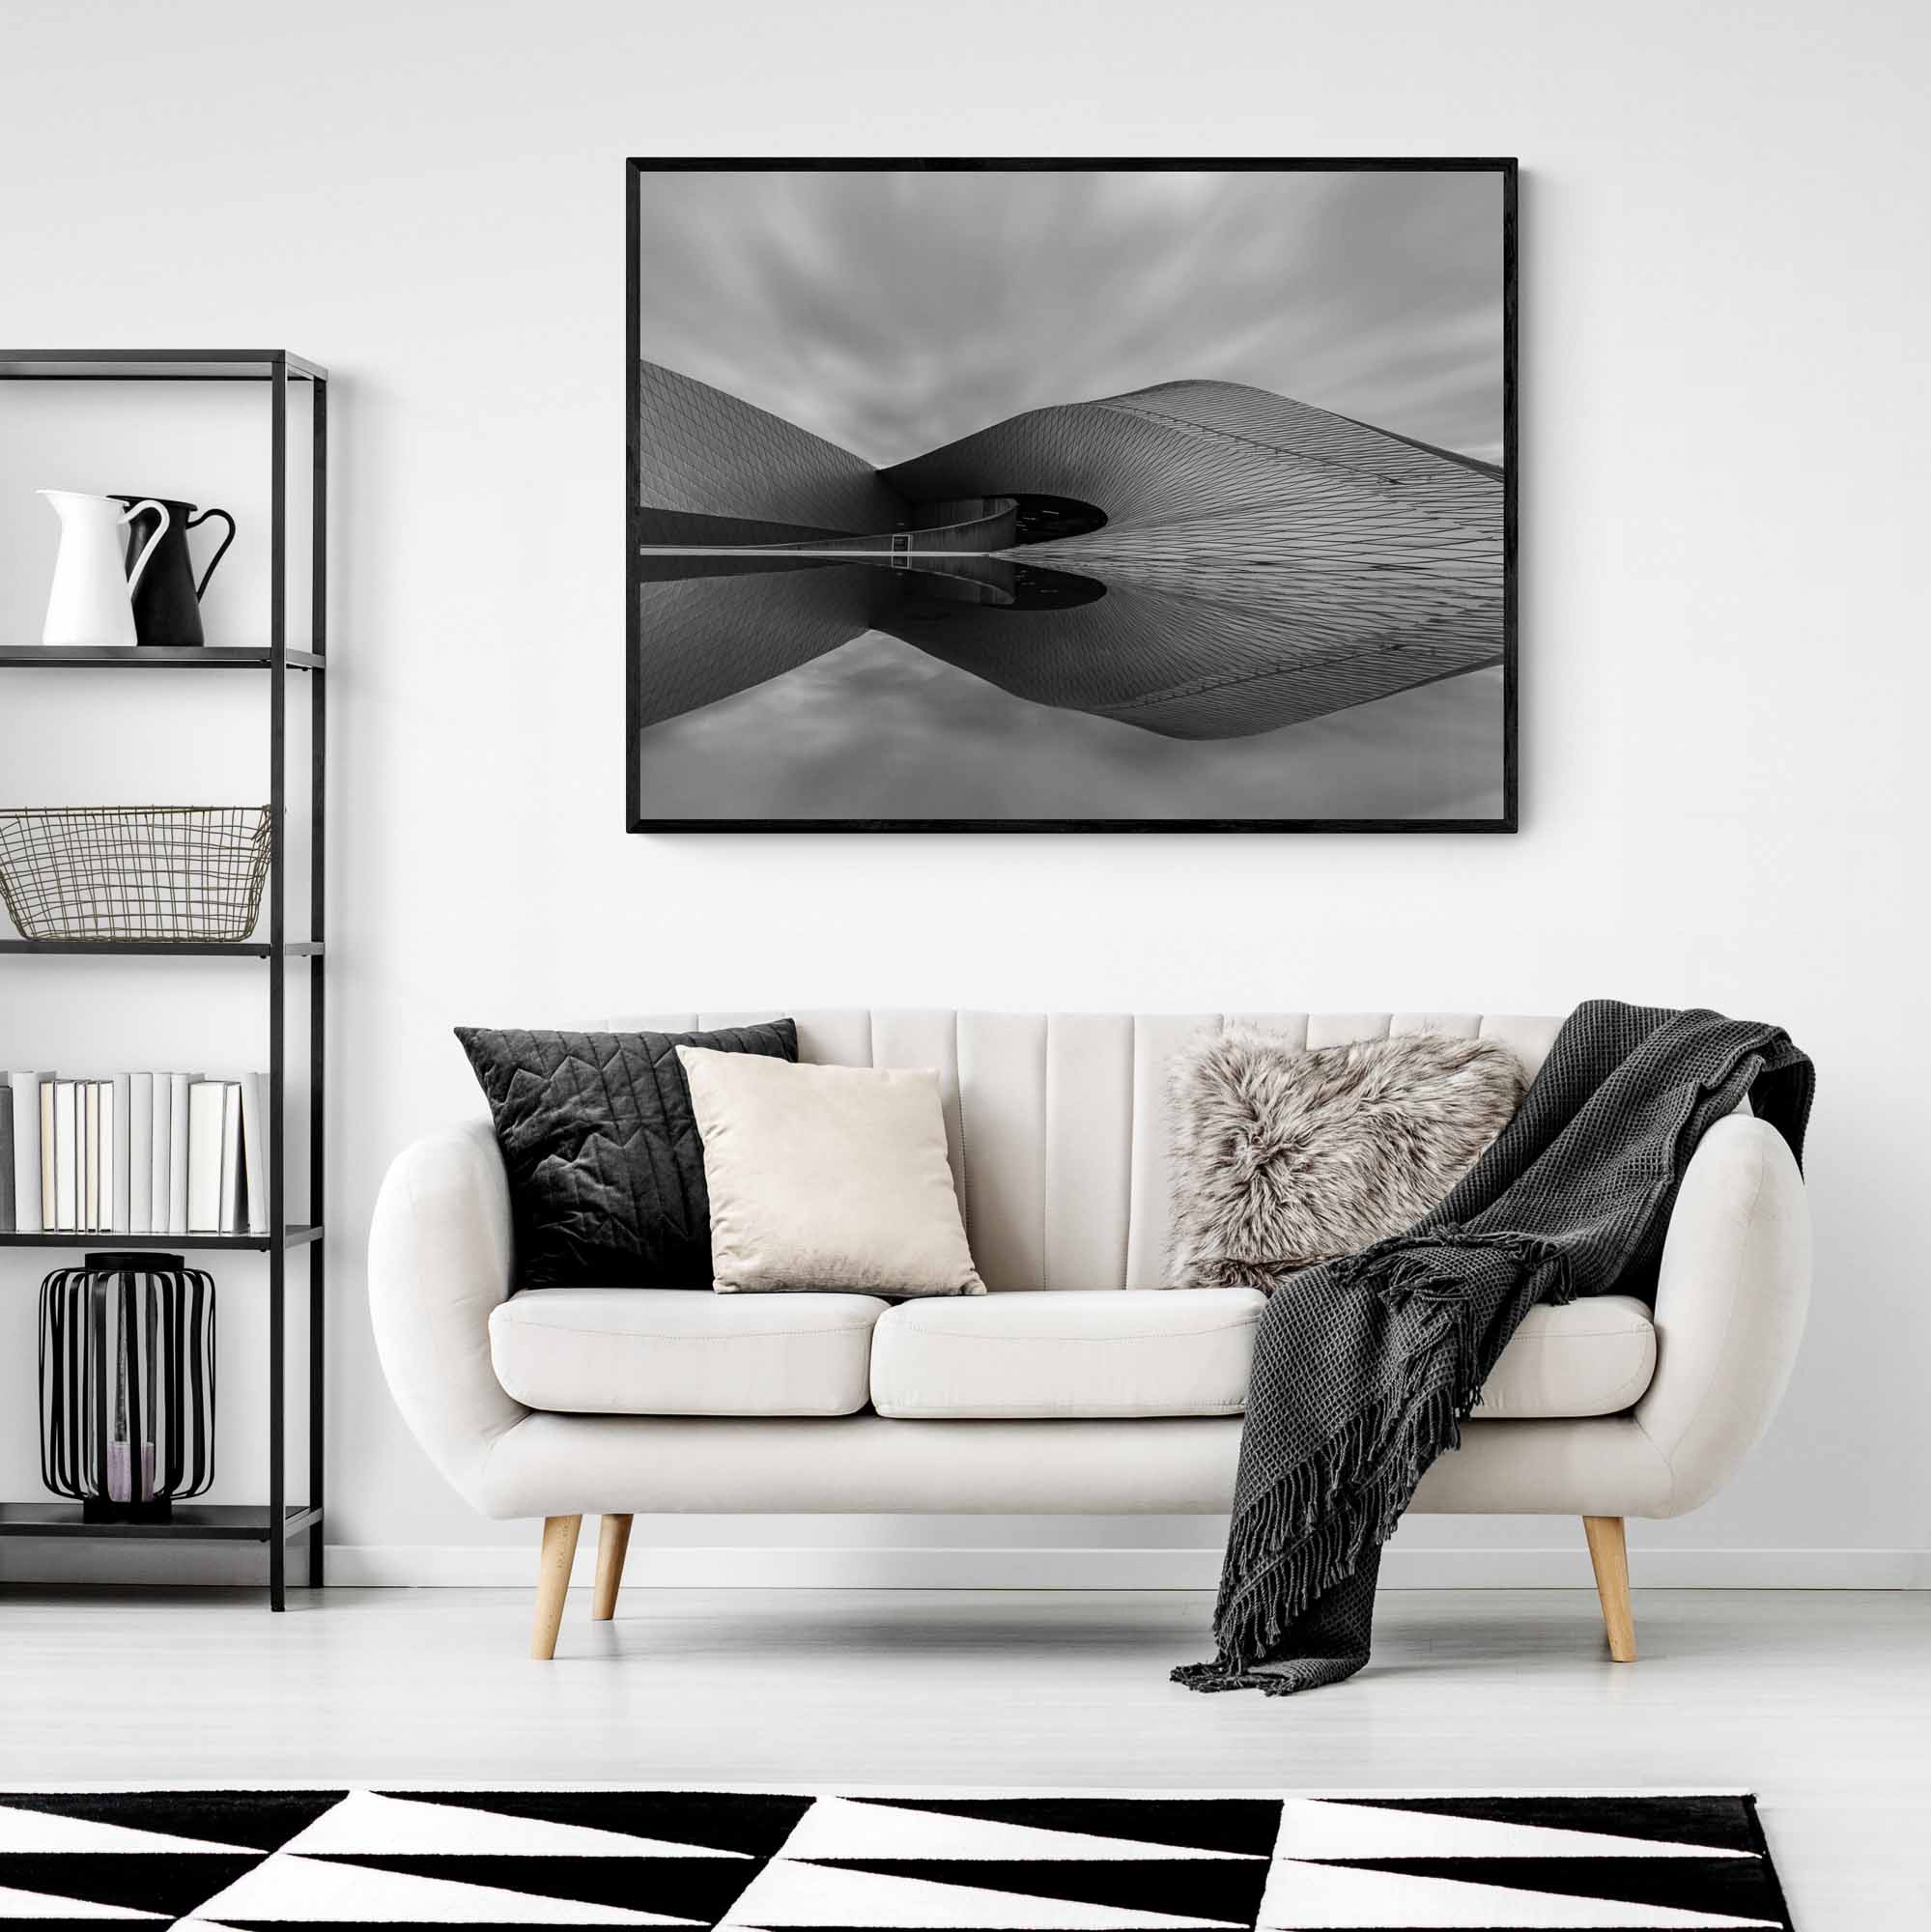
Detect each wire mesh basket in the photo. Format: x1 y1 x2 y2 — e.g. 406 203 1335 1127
0 807 272 943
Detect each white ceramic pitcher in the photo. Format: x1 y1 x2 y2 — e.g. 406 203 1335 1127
40 490 170 648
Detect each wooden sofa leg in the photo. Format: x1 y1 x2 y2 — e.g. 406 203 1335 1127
1583 1515 1637 1662
530 1515 582 1661
592 1514 634 1621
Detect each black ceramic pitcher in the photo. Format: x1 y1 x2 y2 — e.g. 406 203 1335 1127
114 496 236 647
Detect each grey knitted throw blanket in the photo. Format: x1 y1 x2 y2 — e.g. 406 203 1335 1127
1174 999 1813 1697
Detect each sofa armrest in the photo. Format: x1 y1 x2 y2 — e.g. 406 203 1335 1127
1631 1113 1811 1516
368 1120 528 1512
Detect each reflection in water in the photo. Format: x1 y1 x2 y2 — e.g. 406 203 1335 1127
636 540 1495 745
634 632 1505 823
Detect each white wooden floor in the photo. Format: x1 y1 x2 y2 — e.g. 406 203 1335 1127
0 1586 1923 1929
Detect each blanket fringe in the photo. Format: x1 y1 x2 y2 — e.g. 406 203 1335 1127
1177 1228 1572 1686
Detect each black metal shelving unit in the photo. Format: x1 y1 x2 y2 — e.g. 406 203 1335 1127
0 349 326 1609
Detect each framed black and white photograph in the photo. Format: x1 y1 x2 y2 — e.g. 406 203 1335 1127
628 158 1516 832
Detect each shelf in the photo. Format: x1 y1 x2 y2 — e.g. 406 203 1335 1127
0 350 327 383
0 1225 322 1252
0 939 322 957
2 343 328 1608
0 646 324 669
0 1503 320 1543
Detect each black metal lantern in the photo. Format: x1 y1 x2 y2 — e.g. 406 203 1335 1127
39 1252 215 1522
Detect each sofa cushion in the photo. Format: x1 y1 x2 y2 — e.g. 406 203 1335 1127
489 1287 888 1417
1476 1294 1659 1419
869 1288 1264 1419
867 1287 1656 1421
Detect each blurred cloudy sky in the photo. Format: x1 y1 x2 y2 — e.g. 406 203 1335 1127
634 167 1504 466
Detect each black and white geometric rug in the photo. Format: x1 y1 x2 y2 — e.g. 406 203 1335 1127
0 1788 1793 1929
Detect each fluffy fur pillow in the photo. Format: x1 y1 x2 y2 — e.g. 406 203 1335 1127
1167 1030 1525 1291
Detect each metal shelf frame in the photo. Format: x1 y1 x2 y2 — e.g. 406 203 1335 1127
0 1503 322 1543
0 348 327 1608
0 940 323 957
0 1226 322 1252
0 645 325 669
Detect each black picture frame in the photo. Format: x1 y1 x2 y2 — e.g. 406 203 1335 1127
627 157 1518 835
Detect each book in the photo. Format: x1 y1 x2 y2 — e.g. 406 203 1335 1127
84 1080 100 1232
53 1080 78 1231
41 1079 56 1228
186 1080 226 1234
0 1083 13 1235
168 1073 195 1236
97 1080 112 1232
110 1071 131 1234
80 1082 92 1230
150 1072 171 1236
94 1079 105 1232
128 1072 154 1234
8 1072 43 1233
99 1079 113 1231
238 1070 270 1236
218 1081 243 1234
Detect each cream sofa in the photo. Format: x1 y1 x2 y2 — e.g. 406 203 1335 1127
368 1009 1811 1662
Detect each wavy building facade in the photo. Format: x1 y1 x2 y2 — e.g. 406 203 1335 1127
636 363 1504 739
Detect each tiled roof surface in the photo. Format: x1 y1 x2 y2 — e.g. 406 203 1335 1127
638 361 907 537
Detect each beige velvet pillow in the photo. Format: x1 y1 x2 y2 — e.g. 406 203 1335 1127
677 1048 984 1296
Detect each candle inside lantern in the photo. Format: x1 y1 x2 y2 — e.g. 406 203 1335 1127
106 1438 156 1502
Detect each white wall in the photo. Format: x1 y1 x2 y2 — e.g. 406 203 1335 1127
1 0 1925 1590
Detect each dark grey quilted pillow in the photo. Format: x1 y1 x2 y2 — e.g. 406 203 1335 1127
455 1021 797 1289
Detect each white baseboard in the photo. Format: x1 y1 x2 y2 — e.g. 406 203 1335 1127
324 1544 1931 1591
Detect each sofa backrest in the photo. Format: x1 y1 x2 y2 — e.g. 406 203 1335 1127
603 1010 1560 1292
